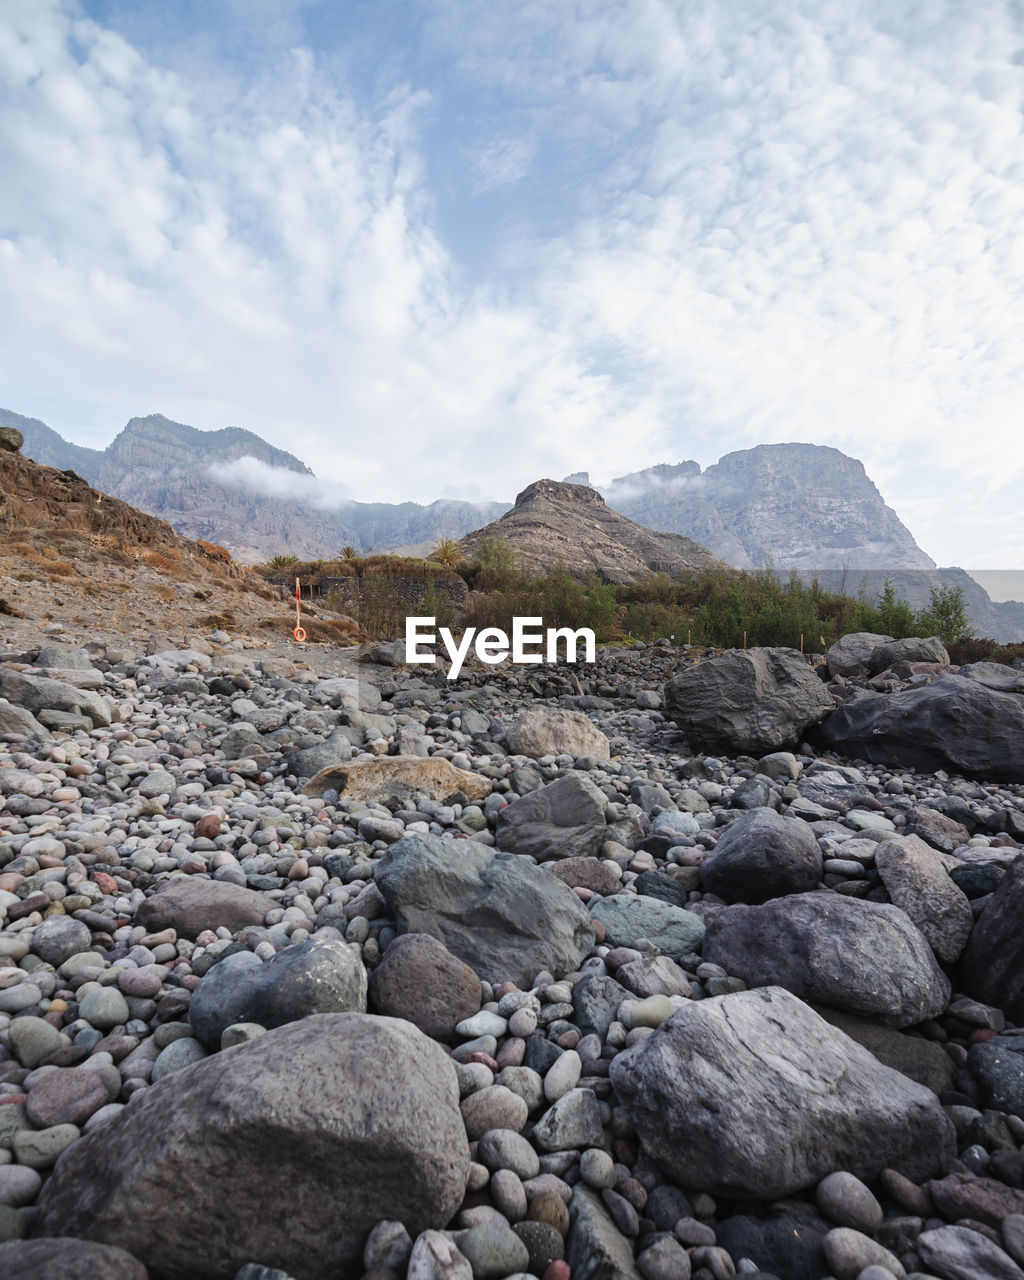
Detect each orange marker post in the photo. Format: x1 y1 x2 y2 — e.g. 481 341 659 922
293 578 306 643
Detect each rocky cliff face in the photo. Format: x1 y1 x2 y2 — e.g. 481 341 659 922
605 444 936 571
459 478 725 583
93 416 341 562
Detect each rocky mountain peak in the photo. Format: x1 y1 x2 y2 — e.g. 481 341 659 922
460 477 724 583
515 478 605 508
604 442 935 572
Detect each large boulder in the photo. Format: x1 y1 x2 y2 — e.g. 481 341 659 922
702 894 950 1027
505 706 610 760
588 894 705 954
368 933 482 1040
699 806 822 903
188 935 367 1048
302 755 491 805
812 1006 955 1095
0 425 24 452
868 635 950 674
874 834 974 964
960 661 1024 693
495 774 608 861
826 632 894 678
0 669 111 728
36 1015 469 1280
134 877 269 940
812 673 1024 782
968 1035 1024 1119
374 833 596 987
960 854 1024 1024
0 698 49 738
610 987 954 1198
0 1238 147 1279
664 647 834 754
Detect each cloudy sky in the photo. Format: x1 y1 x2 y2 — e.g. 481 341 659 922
2 1 1023 568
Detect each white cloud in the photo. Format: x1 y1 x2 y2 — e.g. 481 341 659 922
208 455 349 508
0 0 1023 566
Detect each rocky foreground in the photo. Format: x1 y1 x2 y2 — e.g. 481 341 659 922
0 632 1023 1280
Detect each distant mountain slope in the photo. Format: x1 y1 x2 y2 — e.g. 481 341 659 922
0 407 104 480
12 409 508 563
604 444 936 571
459 478 725 583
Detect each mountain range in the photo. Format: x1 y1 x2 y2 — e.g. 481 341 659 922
5 405 1023 639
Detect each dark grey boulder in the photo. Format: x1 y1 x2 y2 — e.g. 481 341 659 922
702 894 950 1027
374 833 595 987
715 1209 831 1280
960 854 1024 1024
35 1015 469 1280
664 647 834 754
904 804 971 853
31 916 92 967
0 669 111 728
566 1185 642 1280
699 806 822 904
968 1035 1024 1120
189 935 367 1048
589 894 705 954
961 661 1024 693
868 635 950 673
0 1238 147 1279
573 974 631 1040
826 632 893 678
812 1005 955 1095
917 1225 1024 1280
609 987 955 1198
494 773 608 861
812 673 1024 783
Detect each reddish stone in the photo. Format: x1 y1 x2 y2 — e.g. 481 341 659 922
26 1065 120 1127
612 1138 636 1166
460 1052 499 1072
92 871 118 894
591 918 606 943
8 893 49 919
543 1258 571 1279
969 1028 998 1046
194 814 221 839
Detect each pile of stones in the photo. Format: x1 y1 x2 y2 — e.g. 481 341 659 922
0 635 1022 1280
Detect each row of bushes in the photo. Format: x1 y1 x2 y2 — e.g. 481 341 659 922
255 537 1024 660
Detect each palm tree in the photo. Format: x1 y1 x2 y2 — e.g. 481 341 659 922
430 537 462 569
341 546 358 561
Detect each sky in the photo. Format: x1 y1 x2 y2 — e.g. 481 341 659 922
1 0 1023 568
